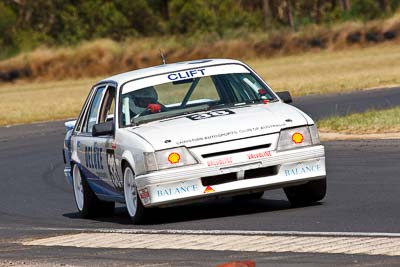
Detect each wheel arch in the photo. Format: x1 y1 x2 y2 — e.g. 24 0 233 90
70 160 77 174
121 150 136 175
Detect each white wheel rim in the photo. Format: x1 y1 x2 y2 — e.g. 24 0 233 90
72 165 84 211
124 167 138 217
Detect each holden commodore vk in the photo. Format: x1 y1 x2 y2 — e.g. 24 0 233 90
62 59 326 224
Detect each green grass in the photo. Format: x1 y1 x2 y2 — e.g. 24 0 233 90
317 107 400 134
1 42 400 126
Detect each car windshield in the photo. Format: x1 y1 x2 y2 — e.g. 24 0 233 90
120 64 276 126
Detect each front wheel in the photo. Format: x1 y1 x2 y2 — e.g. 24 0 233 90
123 165 146 224
72 164 115 218
284 178 327 207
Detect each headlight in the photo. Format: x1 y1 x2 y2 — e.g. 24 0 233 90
309 124 321 145
144 147 198 172
277 125 320 151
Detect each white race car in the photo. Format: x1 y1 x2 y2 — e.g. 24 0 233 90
63 59 326 223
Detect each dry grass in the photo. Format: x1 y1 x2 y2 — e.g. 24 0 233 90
0 78 97 125
1 14 400 82
1 42 400 126
250 42 400 96
318 107 400 134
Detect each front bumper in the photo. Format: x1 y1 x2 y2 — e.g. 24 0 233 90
136 145 326 207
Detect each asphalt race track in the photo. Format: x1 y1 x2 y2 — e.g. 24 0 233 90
0 87 400 266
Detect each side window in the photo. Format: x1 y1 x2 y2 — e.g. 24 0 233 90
98 86 116 124
221 74 264 102
75 86 96 133
83 86 106 133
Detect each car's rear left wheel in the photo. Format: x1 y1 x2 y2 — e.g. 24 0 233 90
72 164 115 218
123 165 146 224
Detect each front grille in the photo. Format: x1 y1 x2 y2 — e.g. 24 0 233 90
201 165 278 186
201 173 237 186
245 166 278 179
202 144 271 158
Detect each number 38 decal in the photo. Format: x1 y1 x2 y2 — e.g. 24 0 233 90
186 109 235 120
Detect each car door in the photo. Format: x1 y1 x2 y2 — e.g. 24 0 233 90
75 83 123 200
76 84 108 184
94 85 124 192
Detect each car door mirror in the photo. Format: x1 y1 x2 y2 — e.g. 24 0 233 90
276 91 293 104
92 121 114 137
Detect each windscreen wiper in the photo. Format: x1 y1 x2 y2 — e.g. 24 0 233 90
131 104 210 126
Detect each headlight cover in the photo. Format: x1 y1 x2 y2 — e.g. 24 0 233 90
277 125 320 151
144 147 198 172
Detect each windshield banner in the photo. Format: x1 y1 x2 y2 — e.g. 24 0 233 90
122 64 250 94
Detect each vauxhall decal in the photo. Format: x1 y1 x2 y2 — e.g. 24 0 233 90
207 157 233 167
247 151 272 160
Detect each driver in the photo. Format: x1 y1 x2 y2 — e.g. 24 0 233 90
129 86 163 115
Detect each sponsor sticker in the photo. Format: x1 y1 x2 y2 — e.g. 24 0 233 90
138 188 151 205
284 163 321 177
156 182 199 198
84 144 103 170
176 123 286 146
247 151 272 160
292 132 304 144
167 69 206 81
207 157 233 167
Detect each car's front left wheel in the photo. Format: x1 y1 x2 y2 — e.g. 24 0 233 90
72 164 115 218
123 165 146 224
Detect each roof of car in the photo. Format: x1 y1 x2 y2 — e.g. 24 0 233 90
98 58 246 86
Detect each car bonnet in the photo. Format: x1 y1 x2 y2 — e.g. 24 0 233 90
127 102 309 150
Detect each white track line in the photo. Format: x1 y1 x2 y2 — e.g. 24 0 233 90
23 232 400 256
3 226 400 238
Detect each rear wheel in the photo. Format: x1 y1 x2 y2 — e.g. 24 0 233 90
123 165 146 224
284 178 327 207
72 164 115 218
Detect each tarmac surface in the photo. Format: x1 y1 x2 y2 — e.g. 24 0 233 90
0 87 399 266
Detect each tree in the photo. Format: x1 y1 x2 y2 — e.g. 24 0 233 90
378 0 391 12
315 0 324 23
168 0 216 34
0 2 16 45
262 0 271 27
284 0 294 28
340 0 351 11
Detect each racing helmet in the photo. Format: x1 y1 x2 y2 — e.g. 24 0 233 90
129 86 159 114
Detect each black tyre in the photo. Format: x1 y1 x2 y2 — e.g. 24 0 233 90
72 164 115 218
284 178 327 207
123 165 146 224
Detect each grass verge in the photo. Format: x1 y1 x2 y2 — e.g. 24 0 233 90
318 107 400 134
0 78 96 126
1 42 400 126
248 42 400 96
